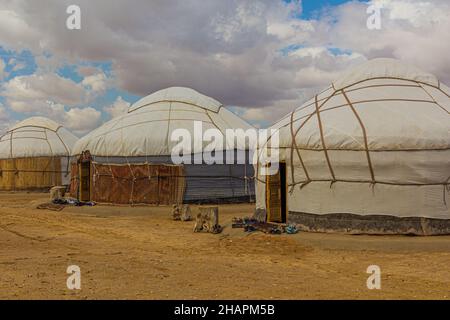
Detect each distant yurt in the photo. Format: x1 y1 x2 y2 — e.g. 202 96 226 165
0 116 78 191
71 87 255 205
255 58 450 235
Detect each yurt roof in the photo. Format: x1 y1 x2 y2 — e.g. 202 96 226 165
332 58 440 90
72 87 254 157
129 87 223 113
8 116 62 132
0 117 78 159
270 58 450 151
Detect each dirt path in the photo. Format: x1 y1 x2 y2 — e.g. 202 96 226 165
0 193 449 299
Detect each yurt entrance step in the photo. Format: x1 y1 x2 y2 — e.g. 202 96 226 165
266 162 287 223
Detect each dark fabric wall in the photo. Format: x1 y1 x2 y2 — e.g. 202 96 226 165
70 150 255 204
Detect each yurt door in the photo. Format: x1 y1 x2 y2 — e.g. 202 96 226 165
266 162 287 223
79 161 90 201
78 151 92 202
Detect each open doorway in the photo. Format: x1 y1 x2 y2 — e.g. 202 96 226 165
266 162 287 223
78 151 92 202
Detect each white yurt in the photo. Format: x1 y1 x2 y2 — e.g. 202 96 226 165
71 87 255 205
0 116 78 191
255 58 450 235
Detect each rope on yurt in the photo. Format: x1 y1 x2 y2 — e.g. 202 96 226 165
250 78 447 140
231 165 237 198
42 128 55 184
102 134 116 196
285 87 333 189
0 168 66 173
55 128 72 178
267 145 449 152
9 130 17 190
341 89 376 184
0 131 7 179
285 99 432 133
89 101 252 205
127 159 136 205
205 107 253 201
165 101 173 150
130 99 222 114
314 94 336 185
288 110 310 192
444 176 450 206
103 115 126 202
204 109 221 130
289 90 339 192
339 76 440 92
144 136 153 187
244 162 250 200
289 86 333 115
263 76 450 202
417 83 450 114
165 101 173 205
118 110 136 205
288 179 449 188
437 85 450 99
281 78 448 146
254 118 280 185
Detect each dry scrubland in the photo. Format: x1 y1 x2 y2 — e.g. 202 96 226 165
0 192 449 300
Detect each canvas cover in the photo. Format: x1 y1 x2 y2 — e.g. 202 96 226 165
71 88 255 204
129 86 223 113
72 87 253 157
0 117 78 190
0 116 78 159
256 59 450 220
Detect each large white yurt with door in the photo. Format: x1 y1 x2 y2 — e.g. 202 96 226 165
71 87 255 205
0 116 78 191
255 58 450 235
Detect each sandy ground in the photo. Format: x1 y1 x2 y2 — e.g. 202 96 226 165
0 192 449 300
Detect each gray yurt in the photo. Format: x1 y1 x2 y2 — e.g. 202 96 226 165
71 87 255 205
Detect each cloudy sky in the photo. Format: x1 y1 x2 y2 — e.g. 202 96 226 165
0 0 449 135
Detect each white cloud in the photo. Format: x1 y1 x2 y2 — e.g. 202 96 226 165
0 0 448 127
0 9 41 51
231 87 318 128
268 19 315 41
377 0 446 27
0 0 320 112
45 102 102 136
8 58 27 72
77 66 102 77
2 73 86 113
289 47 328 59
0 59 6 80
103 96 131 119
0 102 9 121
63 107 101 136
0 71 105 135
82 72 107 93
0 102 12 134
21 101 102 136
304 0 450 83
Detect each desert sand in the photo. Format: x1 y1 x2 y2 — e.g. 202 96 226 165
0 192 449 300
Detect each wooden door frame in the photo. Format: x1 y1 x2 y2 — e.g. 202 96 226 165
265 161 288 223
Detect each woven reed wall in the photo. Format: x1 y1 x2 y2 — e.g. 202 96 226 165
0 157 63 191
